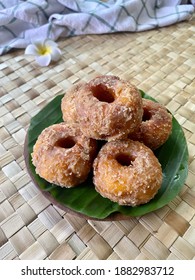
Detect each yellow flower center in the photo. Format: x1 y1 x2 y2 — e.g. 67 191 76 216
38 45 52 55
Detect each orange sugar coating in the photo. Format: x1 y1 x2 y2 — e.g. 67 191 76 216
128 99 172 150
93 139 162 206
75 75 143 141
32 122 97 188
61 82 85 124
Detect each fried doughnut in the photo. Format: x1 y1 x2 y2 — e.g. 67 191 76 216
32 122 97 188
128 99 172 150
61 82 85 124
93 140 162 206
75 75 143 141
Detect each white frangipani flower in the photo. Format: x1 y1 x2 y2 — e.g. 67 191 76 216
25 39 61 66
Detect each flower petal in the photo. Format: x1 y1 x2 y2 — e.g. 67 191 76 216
50 47 62 61
25 44 39 55
45 39 58 48
35 54 51 66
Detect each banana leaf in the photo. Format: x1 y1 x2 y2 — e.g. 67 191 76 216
25 91 189 219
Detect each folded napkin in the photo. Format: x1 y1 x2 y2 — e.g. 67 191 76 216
0 0 194 55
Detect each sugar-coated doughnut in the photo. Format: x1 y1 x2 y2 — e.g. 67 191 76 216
32 122 97 188
93 140 162 206
75 75 143 141
61 82 85 124
128 99 172 150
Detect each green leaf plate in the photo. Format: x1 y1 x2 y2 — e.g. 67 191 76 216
24 91 189 220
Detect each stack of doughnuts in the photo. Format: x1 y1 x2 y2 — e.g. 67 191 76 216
32 75 172 207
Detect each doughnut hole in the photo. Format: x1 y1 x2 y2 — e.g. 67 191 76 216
115 153 135 167
54 136 76 149
142 109 152 122
92 84 115 103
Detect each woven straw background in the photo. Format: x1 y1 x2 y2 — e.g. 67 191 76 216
0 15 195 260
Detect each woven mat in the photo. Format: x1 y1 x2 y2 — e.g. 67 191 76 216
0 16 195 260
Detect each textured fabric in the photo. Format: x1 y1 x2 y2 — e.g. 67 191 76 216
0 0 194 55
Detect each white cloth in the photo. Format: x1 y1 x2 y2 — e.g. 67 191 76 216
0 0 194 55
